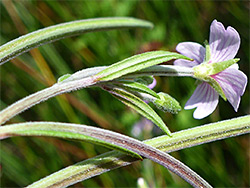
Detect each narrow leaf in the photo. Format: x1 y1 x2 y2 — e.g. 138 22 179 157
0 122 212 188
107 87 172 136
96 51 191 81
27 115 250 188
0 122 142 159
113 80 160 99
0 17 153 65
0 64 192 125
134 76 154 86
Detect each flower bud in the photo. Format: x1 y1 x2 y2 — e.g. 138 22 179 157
153 92 181 114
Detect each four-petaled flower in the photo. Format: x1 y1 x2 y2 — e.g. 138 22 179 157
174 20 247 119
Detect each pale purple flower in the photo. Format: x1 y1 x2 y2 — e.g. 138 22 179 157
147 77 157 89
174 20 247 119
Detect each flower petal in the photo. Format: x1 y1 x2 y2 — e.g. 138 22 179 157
184 82 219 119
174 59 199 68
209 20 240 62
147 77 157 89
212 67 247 111
175 42 205 66
230 63 239 70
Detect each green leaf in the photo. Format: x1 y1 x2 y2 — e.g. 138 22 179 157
0 122 142 159
109 87 171 136
207 58 240 75
113 80 160 100
134 76 154 85
95 51 191 81
193 58 239 78
153 92 181 114
0 17 153 65
27 115 250 188
1 122 213 188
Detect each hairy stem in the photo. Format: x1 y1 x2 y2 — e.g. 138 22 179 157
28 115 250 187
0 76 96 125
0 122 212 187
128 65 194 77
0 65 193 125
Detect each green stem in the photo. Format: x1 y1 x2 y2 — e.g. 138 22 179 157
129 65 194 77
0 17 153 65
0 64 193 125
26 115 250 187
61 65 193 82
0 122 212 187
0 76 96 125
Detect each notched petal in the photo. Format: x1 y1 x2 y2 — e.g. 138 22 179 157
209 20 240 62
176 42 205 65
184 82 219 119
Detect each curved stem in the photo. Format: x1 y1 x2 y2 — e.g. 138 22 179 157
0 64 193 125
27 115 250 187
0 122 212 188
0 76 96 125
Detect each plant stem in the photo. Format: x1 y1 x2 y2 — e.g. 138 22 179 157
0 121 212 187
27 115 250 187
0 76 96 125
130 65 194 77
0 65 193 125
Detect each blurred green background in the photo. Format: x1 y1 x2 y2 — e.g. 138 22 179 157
0 0 249 187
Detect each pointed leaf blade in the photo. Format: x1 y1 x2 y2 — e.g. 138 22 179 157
0 17 153 65
109 88 171 136
0 122 142 159
113 80 160 99
96 51 191 81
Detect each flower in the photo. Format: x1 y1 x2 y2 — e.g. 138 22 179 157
147 77 157 89
174 20 247 119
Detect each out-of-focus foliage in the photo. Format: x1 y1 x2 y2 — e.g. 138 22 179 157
0 1 249 187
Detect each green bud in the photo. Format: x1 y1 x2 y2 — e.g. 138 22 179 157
153 92 181 114
57 74 71 83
